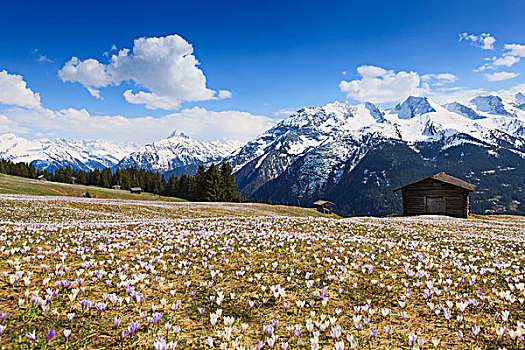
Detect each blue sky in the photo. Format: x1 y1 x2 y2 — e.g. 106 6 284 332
0 0 524 143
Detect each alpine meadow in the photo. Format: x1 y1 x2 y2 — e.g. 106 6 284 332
0 1 525 349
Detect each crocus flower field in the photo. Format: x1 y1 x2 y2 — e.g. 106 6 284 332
0 194 524 349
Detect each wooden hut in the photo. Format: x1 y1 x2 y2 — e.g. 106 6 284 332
393 173 476 218
313 200 335 214
130 187 142 194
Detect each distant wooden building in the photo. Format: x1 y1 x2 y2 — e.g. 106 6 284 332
130 187 142 194
112 185 121 190
393 173 476 218
314 200 335 214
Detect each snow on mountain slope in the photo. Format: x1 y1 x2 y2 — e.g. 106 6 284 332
0 133 138 171
229 92 525 198
443 102 483 120
116 130 242 173
471 95 515 117
227 101 384 171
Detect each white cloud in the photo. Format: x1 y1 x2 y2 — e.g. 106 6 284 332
274 109 295 116
504 44 525 57
1 105 274 144
492 55 520 67
339 65 489 105
427 87 487 105
0 114 28 134
502 82 525 96
474 43 524 72
459 32 496 50
218 90 232 99
485 71 519 82
0 70 41 108
475 54 521 72
163 107 275 142
421 73 458 86
37 55 54 63
58 34 230 110
0 67 269 143
59 57 113 98
339 65 424 103
103 44 117 57
32 49 54 63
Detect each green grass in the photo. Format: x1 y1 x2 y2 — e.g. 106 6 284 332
0 173 340 218
0 173 186 202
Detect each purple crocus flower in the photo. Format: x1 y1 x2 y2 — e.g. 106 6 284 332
47 329 57 343
114 316 121 329
371 329 378 340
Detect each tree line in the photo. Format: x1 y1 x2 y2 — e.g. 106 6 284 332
0 159 242 202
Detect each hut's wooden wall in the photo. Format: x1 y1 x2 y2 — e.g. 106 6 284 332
316 203 334 214
401 179 470 218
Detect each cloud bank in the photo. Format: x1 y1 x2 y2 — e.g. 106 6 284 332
0 70 273 143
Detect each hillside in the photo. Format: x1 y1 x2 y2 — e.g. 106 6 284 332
0 173 186 202
0 173 337 218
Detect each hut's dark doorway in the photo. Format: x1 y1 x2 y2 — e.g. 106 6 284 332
425 196 445 214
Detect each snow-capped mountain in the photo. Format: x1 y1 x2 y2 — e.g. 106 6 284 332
115 130 242 176
227 92 525 215
0 133 138 171
0 130 243 175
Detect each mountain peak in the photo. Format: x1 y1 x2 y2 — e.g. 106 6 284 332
470 94 513 116
516 92 525 103
390 96 436 119
167 130 190 139
0 132 20 139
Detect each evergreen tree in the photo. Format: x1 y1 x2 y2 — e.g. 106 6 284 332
193 164 206 201
219 162 240 202
202 163 221 201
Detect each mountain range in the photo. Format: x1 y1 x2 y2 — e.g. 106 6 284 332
0 130 240 176
1 92 525 215
0 133 138 171
225 93 525 215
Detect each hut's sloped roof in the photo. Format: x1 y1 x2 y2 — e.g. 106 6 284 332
313 200 335 206
130 187 142 191
393 173 476 192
